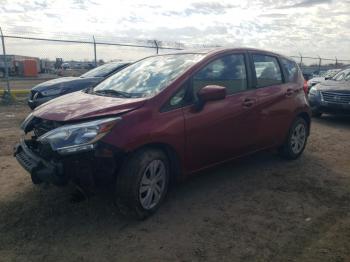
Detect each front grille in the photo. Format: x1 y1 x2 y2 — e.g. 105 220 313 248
321 91 350 104
16 149 36 172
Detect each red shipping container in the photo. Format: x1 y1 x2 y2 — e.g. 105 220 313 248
23 59 38 77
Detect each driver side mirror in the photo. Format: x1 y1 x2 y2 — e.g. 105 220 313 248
194 85 226 111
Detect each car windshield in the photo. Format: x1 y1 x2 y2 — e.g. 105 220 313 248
93 54 204 98
325 69 340 78
81 63 125 78
332 68 350 81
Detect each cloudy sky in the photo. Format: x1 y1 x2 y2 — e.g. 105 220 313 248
0 0 349 62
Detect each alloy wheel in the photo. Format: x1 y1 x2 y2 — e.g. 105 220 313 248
139 159 166 210
290 123 306 154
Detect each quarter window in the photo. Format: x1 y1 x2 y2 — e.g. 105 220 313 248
192 54 247 97
161 82 189 112
280 58 298 82
253 55 282 88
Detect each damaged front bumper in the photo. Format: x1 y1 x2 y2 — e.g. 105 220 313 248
14 139 124 187
14 139 66 185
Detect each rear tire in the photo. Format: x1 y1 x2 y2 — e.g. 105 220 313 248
279 117 308 160
116 148 170 220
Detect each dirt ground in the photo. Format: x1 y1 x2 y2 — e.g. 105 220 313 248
0 103 349 262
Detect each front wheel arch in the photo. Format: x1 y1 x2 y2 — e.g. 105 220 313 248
124 143 183 182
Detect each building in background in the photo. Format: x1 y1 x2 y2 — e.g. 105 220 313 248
0 55 40 77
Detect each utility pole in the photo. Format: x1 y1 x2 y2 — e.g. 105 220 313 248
318 55 321 73
93 35 97 67
0 27 12 103
335 57 338 68
154 40 159 55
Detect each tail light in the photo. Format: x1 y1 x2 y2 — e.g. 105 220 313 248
303 80 308 95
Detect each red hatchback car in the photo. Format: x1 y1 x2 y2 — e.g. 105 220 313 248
15 48 311 218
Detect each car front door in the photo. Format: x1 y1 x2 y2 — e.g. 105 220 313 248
182 53 259 173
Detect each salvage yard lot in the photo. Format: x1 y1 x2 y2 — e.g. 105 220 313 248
0 103 350 262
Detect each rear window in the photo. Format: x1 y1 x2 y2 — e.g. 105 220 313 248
280 58 298 82
252 55 282 88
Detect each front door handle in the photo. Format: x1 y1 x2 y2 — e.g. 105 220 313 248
242 98 256 108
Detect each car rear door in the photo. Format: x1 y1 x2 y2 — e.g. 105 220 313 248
182 52 260 173
250 53 299 147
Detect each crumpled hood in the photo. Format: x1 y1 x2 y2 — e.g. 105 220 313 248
32 77 102 92
317 80 350 91
33 91 147 122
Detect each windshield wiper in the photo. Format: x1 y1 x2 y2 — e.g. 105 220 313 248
94 89 131 98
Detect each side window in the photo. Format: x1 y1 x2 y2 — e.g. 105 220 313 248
280 58 298 82
253 54 282 88
192 54 247 97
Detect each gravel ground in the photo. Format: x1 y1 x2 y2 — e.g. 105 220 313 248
0 103 349 262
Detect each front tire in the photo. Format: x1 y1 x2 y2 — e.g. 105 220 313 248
279 117 308 160
116 148 170 219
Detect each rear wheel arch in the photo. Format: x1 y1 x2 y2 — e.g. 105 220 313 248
296 112 311 135
279 116 308 159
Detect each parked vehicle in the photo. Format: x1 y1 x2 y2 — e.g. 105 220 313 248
308 67 350 117
15 48 311 219
311 70 327 78
27 62 131 109
302 72 313 81
307 69 341 89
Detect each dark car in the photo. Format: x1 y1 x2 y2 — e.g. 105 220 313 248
15 48 311 219
307 69 341 89
27 62 130 109
308 67 350 117
302 72 313 81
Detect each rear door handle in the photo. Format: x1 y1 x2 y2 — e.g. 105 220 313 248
285 89 294 97
242 98 256 108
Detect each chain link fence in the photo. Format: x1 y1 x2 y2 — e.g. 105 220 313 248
290 55 350 80
0 30 185 96
1 28 350 98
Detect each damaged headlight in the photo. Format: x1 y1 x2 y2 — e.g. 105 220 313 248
308 85 319 96
37 117 121 155
21 113 35 132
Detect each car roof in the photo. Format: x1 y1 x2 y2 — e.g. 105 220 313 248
161 47 289 59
